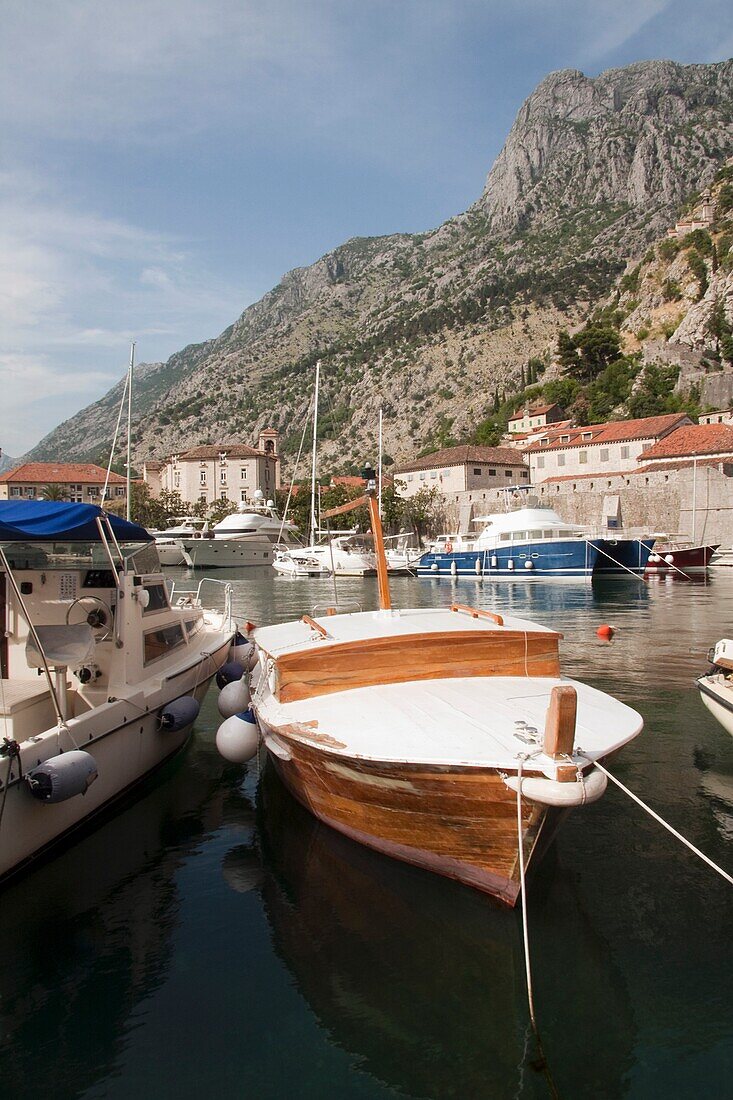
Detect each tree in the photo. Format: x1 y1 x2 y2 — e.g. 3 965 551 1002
208 498 237 525
106 482 169 529
400 487 446 545
41 484 66 501
572 323 621 381
557 330 577 370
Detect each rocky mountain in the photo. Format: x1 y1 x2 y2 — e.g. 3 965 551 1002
28 58 733 473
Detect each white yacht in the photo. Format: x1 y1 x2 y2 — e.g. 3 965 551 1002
306 532 378 577
0 500 235 882
153 517 207 567
272 549 330 577
180 493 299 569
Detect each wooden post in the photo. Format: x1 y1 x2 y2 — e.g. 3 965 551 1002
367 494 392 611
543 684 577 781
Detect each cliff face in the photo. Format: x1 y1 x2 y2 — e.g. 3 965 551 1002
27 59 733 472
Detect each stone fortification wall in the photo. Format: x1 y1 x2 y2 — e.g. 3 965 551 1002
441 464 733 545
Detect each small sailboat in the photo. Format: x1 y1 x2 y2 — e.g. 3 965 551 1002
225 467 643 905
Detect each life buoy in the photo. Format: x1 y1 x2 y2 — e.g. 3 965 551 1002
445 541 453 554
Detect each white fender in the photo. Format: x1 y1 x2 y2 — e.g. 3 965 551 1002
504 767 607 807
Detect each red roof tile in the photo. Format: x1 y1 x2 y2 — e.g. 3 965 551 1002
0 462 126 485
508 402 561 419
393 445 527 474
523 413 690 453
640 423 733 460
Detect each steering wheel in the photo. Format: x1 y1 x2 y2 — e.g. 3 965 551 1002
65 596 113 642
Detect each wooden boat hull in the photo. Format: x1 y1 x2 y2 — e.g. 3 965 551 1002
259 718 560 906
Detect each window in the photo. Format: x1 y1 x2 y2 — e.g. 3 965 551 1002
10 487 21 497
430 470 437 479
240 490 247 502
489 469 496 476
114 487 125 498
199 494 207 503
220 489 228 500
144 623 185 665
641 443 651 452
25 487 36 498
557 454 566 467
536 456 545 469
240 467 247 479
174 472 180 488
521 470 529 478
200 471 207 485
579 452 588 464
70 484 84 502
561 435 571 443
142 583 169 614
219 469 227 484
620 446 630 459
505 470 512 477
406 474 413 482
473 468 481 475
87 486 99 497
600 449 609 462
419 472 426 480
582 432 593 441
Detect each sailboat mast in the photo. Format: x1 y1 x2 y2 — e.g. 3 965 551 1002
310 360 320 541
126 341 135 523
378 407 383 519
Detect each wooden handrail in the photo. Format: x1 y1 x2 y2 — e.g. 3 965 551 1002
450 603 504 626
301 614 329 638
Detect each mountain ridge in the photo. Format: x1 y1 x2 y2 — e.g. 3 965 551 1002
27 57 733 472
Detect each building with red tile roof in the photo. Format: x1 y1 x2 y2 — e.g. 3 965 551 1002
638 423 733 463
507 402 566 434
394 445 528 498
0 463 126 502
524 413 691 482
150 431 280 506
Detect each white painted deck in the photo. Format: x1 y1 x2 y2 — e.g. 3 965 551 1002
259 674 643 771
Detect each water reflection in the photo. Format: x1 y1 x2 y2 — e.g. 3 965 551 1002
0 741 231 1100
250 766 635 1099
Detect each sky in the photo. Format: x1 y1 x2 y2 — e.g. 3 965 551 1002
1 1 732 457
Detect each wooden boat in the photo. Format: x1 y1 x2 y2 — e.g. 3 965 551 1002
247 472 643 905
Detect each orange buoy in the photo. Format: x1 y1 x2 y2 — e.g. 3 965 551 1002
596 624 615 639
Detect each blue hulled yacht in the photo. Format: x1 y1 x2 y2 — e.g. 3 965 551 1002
416 504 654 578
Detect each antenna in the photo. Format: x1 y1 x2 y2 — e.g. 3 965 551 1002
309 360 320 543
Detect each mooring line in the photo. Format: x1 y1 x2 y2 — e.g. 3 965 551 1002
515 756 559 1100
593 760 733 886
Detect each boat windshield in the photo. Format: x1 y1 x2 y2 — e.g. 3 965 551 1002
0 540 153 571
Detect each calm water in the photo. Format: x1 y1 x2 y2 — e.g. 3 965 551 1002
1 569 732 1099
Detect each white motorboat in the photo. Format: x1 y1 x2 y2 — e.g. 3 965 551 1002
153 517 207 567
0 500 235 881
181 493 299 569
384 533 422 574
272 549 330 577
305 533 377 576
698 639 733 737
223 475 643 905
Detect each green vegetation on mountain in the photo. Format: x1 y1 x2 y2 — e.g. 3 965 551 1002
26 59 733 472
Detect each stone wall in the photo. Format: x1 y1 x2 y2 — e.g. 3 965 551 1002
441 463 733 545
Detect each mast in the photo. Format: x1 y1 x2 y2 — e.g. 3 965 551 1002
378 407 383 519
126 341 135 523
363 464 391 611
310 360 320 542
692 455 698 544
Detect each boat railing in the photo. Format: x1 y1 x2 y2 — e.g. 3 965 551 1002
169 578 233 627
311 600 362 616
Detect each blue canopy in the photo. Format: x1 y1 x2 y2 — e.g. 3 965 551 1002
0 501 152 543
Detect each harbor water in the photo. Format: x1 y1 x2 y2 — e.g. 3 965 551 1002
1 568 732 1098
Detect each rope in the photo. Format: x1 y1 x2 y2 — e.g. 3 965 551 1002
515 757 536 1029
515 758 558 1098
593 760 733 887
102 368 129 503
586 539 647 584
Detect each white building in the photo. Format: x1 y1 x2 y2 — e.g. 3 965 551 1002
394 445 528 499
507 402 566 435
699 409 733 426
524 414 691 482
0 462 127 502
149 430 280 507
